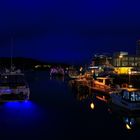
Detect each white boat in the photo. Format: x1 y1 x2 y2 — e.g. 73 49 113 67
110 87 140 111
0 69 30 101
0 35 30 101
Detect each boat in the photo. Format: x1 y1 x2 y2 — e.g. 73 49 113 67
68 66 80 79
89 77 115 94
110 87 140 111
50 67 65 76
68 74 81 79
0 68 30 101
70 72 93 88
0 35 30 101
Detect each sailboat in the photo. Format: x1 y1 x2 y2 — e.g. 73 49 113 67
0 35 30 101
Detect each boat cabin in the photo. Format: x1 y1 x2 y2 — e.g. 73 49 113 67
96 77 113 86
0 73 26 87
89 77 114 93
119 88 140 102
111 88 140 111
0 71 30 101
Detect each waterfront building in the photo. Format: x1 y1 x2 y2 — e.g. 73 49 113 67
92 54 113 66
113 51 140 74
113 52 140 67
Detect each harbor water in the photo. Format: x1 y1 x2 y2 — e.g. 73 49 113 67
0 71 139 140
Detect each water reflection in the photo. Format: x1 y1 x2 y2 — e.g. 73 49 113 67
124 117 135 130
70 81 140 131
4 101 35 109
108 104 140 131
50 75 64 81
90 102 95 110
126 124 132 130
0 101 45 127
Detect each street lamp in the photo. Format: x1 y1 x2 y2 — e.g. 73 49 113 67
128 70 131 85
119 55 123 67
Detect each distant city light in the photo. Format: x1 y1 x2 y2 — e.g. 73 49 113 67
80 67 83 72
35 65 41 68
128 70 131 75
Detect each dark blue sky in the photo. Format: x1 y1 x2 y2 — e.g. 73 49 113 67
0 0 140 64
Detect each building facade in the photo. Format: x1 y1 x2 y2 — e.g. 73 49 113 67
92 54 113 66
113 52 140 67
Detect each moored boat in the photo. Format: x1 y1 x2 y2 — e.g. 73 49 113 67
0 69 30 101
88 77 115 94
110 87 140 111
50 67 65 76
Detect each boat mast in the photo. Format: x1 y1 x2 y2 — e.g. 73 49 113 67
10 33 14 71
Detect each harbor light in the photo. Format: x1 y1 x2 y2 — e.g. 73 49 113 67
128 70 131 85
119 55 123 67
35 65 41 69
119 55 123 58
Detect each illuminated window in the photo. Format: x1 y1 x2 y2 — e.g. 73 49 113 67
136 92 140 101
122 62 128 66
130 92 135 101
122 57 128 61
129 57 134 61
131 63 135 66
97 79 103 83
123 91 129 100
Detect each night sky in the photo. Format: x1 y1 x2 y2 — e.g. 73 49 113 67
0 0 140 64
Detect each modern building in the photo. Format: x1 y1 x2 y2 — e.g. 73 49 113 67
113 51 140 74
92 47 140 74
92 54 113 66
113 52 140 67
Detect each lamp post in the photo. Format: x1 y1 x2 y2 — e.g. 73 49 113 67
119 55 123 67
128 70 131 85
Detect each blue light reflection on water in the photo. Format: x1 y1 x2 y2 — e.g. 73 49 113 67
0 101 46 124
0 101 49 139
0 71 139 139
4 101 34 109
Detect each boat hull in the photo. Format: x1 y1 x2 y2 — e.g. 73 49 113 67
111 94 140 111
0 88 30 101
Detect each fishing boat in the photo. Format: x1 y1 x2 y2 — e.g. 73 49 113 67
0 68 30 101
110 87 140 111
89 77 115 94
